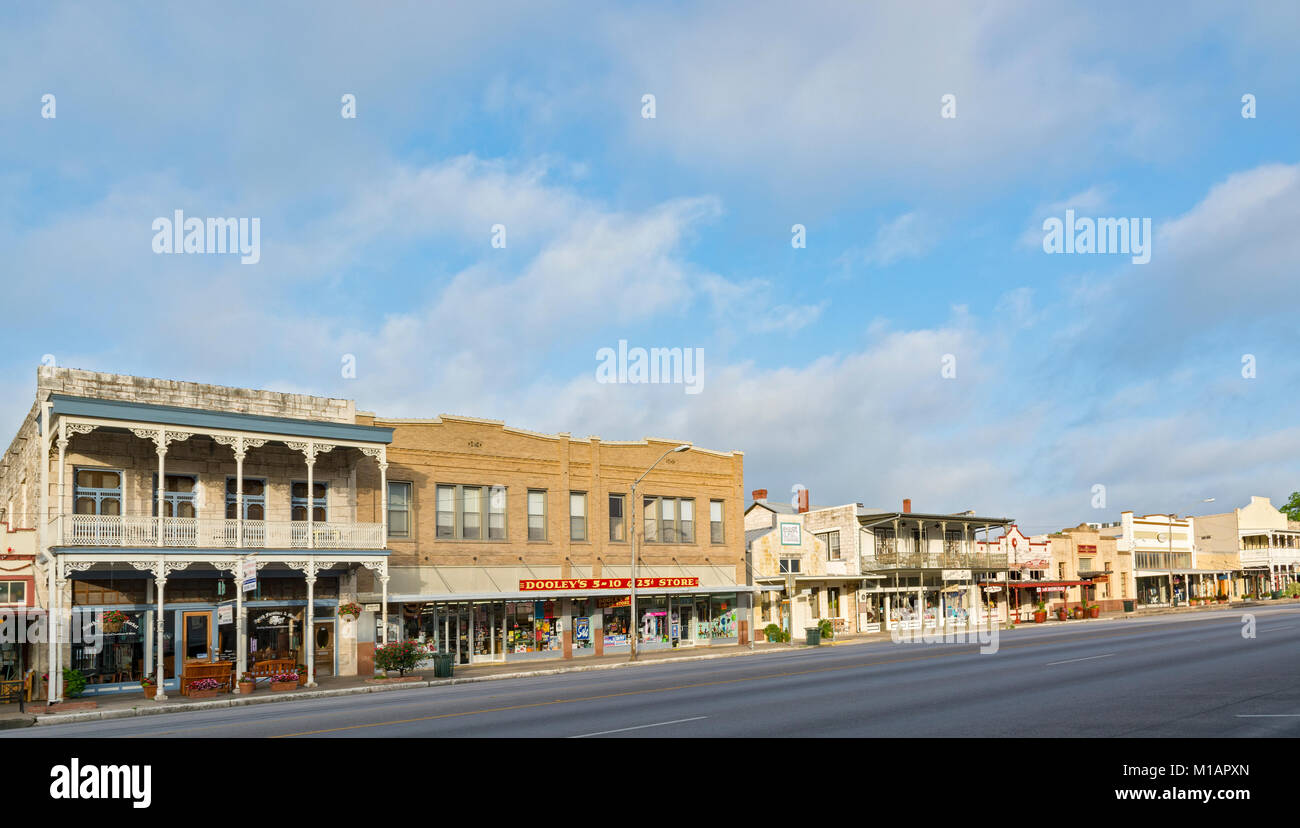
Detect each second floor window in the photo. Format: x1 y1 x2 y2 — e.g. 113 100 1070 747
817 531 841 560
528 490 547 540
153 474 197 518
779 558 801 574
570 492 587 541
74 468 121 516
710 500 724 544
291 481 327 522
609 494 626 542
435 484 506 540
643 496 696 544
226 478 265 520
388 482 411 538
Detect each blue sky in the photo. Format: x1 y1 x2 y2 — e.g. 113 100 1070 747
2 2 1299 532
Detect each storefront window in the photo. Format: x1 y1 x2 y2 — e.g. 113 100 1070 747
639 595 668 644
534 601 561 652
600 596 630 647
70 610 146 686
248 607 303 663
709 594 736 639
506 602 535 653
572 599 592 649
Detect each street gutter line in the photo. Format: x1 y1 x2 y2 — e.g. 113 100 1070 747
570 716 708 738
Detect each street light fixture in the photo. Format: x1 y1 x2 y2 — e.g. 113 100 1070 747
629 444 690 662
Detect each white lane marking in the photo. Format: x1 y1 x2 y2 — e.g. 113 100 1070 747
1235 714 1300 718
569 716 708 738
1045 653 1115 666
1259 625 1296 632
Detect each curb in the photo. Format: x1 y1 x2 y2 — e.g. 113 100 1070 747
0 716 37 730
32 643 822 726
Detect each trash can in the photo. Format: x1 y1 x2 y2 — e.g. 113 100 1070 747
1272 590 1283 600
433 652 454 678
805 627 821 646
1122 600 1135 613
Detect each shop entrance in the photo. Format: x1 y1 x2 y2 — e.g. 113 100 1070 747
182 611 213 663
313 622 334 678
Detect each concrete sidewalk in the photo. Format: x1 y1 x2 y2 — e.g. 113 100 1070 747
6 599 1287 728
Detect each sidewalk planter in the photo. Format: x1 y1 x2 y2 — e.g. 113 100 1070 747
1055 609 1068 621
1033 611 1047 624
296 667 309 686
237 680 255 695
140 681 157 699
1089 606 1100 618
188 678 223 699
366 675 423 685
270 672 298 692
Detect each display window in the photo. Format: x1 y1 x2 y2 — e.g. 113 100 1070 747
249 607 303 663
602 604 630 647
534 601 561 652
506 602 535 653
709 594 736 639
639 596 668 644
572 599 592 649
70 609 147 686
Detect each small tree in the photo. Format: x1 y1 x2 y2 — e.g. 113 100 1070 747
373 640 428 676
1281 491 1300 522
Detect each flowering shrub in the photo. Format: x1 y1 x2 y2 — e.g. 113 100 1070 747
188 678 222 692
373 640 431 676
102 610 130 624
338 602 363 619
270 673 299 683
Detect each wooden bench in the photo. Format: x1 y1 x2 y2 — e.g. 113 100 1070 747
180 661 234 696
250 659 296 684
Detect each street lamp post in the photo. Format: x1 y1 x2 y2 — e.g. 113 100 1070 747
629 444 691 662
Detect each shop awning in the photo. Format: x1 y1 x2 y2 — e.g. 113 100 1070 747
984 580 1092 589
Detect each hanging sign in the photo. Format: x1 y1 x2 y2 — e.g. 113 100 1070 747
218 604 234 624
242 558 257 593
983 586 1003 594
942 569 972 581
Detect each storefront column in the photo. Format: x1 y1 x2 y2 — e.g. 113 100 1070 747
54 578 68 700
154 570 168 701
46 554 58 704
155 428 167 547
236 558 247 677
380 575 389 644
236 444 244 547
305 566 317 687
489 603 495 659
562 598 573 659
56 426 68 546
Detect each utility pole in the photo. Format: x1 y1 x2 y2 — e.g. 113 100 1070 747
628 444 690 662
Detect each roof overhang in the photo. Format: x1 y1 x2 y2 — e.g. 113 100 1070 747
49 394 393 444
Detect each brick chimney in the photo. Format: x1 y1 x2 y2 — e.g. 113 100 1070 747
797 488 810 513
752 489 768 501
902 498 912 514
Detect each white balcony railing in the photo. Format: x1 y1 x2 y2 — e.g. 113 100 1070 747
58 514 384 550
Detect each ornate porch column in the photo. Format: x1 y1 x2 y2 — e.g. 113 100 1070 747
381 573 390 644
153 563 168 701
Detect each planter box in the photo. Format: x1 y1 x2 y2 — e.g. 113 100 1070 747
189 689 221 700
270 682 296 692
365 676 424 685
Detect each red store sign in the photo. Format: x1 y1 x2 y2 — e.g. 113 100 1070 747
519 577 700 591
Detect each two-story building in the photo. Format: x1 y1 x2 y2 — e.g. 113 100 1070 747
1194 496 1292 597
367 415 748 663
0 367 394 704
1098 511 1240 606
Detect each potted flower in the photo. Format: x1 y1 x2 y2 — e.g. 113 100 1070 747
1055 606 1068 621
102 609 129 634
140 675 157 700
296 665 309 686
1033 601 1047 624
188 677 223 699
338 601 363 620
1088 603 1100 619
270 672 298 692
237 673 255 694
1071 605 1084 619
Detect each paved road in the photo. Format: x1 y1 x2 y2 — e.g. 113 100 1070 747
8 605 1299 738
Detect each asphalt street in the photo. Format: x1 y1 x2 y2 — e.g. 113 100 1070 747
8 605 1299 738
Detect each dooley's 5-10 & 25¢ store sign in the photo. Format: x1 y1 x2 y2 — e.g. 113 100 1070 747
519 577 700 591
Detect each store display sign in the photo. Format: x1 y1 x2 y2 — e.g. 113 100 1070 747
603 634 628 647
217 604 233 625
363 603 380 613
242 558 257 592
780 522 801 545
597 595 630 609
574 617 590 642
518 577 699 591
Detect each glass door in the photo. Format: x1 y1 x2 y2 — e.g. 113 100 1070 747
182 611 213 663
313 622 334 678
